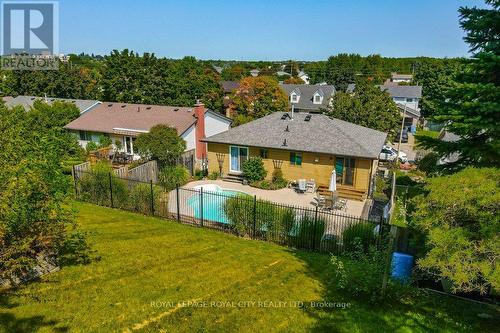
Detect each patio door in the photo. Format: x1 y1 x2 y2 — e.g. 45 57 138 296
230 146 248 173
124 136 136 155
335 157 356 186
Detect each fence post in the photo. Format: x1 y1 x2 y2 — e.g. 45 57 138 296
200 187 204 227
150 180 155 216
176 185 180 222
72 165 78 197
252 195 257 239
313 205 319 250
108 172 114 208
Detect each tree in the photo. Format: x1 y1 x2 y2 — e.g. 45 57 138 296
228 76 289 126
0 102 87 283
417 1 500 169
283 76 305 84
411 168 499 294
134 125 186 167
326 80 401 137
414 59 464 118
221 65 249 81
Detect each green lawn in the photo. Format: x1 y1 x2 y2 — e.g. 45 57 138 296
1 203 498 332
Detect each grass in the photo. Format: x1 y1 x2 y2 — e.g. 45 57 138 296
1 202 498 332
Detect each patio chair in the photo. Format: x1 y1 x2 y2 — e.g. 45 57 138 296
306 179 316 193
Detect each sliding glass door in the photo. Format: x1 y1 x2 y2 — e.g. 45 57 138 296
335 157 356 186
230 146 248 173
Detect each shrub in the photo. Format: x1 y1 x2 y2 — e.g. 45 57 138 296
79 162 128 207
250 169 287 190
373 176 389 202
208 171 219 180
250 180 271 190
194 169 208 180
417 152 439 175
342 222 377 253
98 134 112 148
86 141 98 153
242 157 267 182
134 125 186 167
128 183 161 215
223 194 294 240
329 242 416 302
159 165 189 191
290 213 326 250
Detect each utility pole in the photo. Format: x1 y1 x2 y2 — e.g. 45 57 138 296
396 104 406 167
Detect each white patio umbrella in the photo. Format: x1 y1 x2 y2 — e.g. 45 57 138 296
329 169 337 192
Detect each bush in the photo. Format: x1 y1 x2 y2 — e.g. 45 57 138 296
159 165 189 191
128 183 161 215
208 171 219 180
418 152 439 175
193 169 208 180
373 176 389 202
86 141 98 153
329 242 416 302
290 213 326 250
342 222 377 253
79 162 128 207
98 134 112 148
223 194 294 240
242 157 267 182
250 169 287 190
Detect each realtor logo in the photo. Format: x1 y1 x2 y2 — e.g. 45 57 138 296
1 1 58 55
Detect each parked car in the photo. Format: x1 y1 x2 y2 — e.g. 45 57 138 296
379 145 408 163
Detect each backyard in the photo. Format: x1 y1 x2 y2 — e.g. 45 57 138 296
1 202 498 333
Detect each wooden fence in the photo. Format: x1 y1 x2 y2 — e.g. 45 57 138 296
128 160 158 183
72 161 90 180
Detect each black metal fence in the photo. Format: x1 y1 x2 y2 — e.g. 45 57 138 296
74 170 386 254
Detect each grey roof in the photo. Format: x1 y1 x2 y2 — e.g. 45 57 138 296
279 84 336 111
380 85 422 99
204 112 387 159
4 95 100 114
396 103 421 118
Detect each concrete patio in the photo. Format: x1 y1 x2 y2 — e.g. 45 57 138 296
183 180 367 217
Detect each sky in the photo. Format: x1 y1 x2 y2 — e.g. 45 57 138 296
58 0 487 60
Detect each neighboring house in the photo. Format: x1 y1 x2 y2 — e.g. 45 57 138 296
249 69 260 77
204 112 386 200
3 95 101 114
276 71 291 77
298 70 310 84
390 72 413 83
64 102 232 162
380 85 422 129
346 83 356 94
279 84 336 113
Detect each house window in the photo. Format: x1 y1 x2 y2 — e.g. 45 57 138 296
124 136 136 155
313 94 322 104
259 148 268 159
290 152 302 166
291 93 298 103
79 130 92 141
406 98 413 102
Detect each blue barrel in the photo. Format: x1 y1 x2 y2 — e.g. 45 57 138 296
391 252 414 282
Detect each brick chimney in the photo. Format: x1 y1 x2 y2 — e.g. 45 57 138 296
194 101 206 160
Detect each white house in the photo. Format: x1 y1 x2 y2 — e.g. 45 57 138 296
64 102 232 162
279 83 335 112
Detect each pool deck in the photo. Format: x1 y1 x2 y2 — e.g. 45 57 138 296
182 180 367 217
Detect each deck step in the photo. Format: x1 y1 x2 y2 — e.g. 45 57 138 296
337 186 366 201
222 174 244 183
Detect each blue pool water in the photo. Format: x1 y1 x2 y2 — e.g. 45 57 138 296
187 188 242 224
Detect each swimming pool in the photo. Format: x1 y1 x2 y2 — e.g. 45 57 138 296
187 185 244 224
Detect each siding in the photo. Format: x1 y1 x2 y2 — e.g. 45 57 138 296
207 143 373 192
